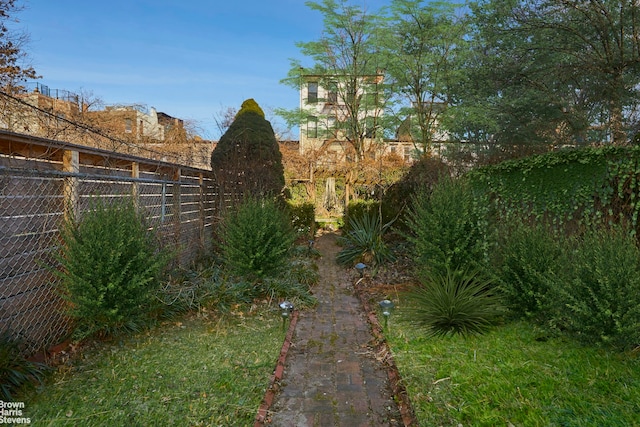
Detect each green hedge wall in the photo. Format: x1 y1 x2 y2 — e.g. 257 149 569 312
468 145 640 233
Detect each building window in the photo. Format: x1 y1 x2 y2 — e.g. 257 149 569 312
307 116 318 138
308 82 318 103
327 117 336 132
327 91 337 104
364 117 376 138
125 118 132 133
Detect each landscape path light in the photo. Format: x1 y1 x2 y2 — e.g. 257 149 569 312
279 301 294 331
355 262 366 278
379 299 395 329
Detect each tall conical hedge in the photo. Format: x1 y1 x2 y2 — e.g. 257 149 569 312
210 99 285 200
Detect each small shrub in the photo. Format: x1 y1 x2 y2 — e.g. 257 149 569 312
55 199 169 340
495 221 565 320
402 268 503 337
336 213 395 267
560 227 640 350
405 177 490 277
287 201 316 237
0 332 46 400
381 156 451 229
218 197 295 281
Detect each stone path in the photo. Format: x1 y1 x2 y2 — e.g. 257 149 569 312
261 232 404 426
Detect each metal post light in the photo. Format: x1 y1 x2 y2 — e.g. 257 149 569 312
279 301 294 331
355 262 366 278
379 299 394 329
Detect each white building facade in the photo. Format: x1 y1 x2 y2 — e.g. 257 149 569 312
298 73 385 161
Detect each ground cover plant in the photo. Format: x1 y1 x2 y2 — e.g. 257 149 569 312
0 332 46 400
386 319 640 426
20 311 282 426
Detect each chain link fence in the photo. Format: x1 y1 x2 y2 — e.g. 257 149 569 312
0 130 229 356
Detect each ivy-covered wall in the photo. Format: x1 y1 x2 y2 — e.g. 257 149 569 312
469 146 640 233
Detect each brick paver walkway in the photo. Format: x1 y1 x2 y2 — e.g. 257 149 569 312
264 232 403 426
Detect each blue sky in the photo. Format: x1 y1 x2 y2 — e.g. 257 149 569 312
18 0 388 140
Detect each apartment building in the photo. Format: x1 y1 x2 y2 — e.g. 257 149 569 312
86 104 166 142
299 73 448 164
1 83 213 168
0 84 81 134
299 72 385 162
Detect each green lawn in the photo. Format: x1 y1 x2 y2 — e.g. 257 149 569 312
387 319 640 426
20 311 282 426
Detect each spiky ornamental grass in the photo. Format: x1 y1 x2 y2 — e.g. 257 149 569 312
336 213 395 267
0 332 47 400
403 268 503 338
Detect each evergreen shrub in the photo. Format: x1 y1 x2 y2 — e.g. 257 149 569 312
210 98 284 200
493 220 640 350
494 221 565 321
560 227 640 350
287 201 316 237
54 199 169 340
382 156 451 229
218 197 295 281
405 177 490 278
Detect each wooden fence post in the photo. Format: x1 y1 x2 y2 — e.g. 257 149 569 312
131 161 140 211
172 167 181 246
198 172 205 248
63 149 79 222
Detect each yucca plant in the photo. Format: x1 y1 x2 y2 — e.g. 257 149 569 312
0 332 46 400
403 268 503 337
336 213 395 267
